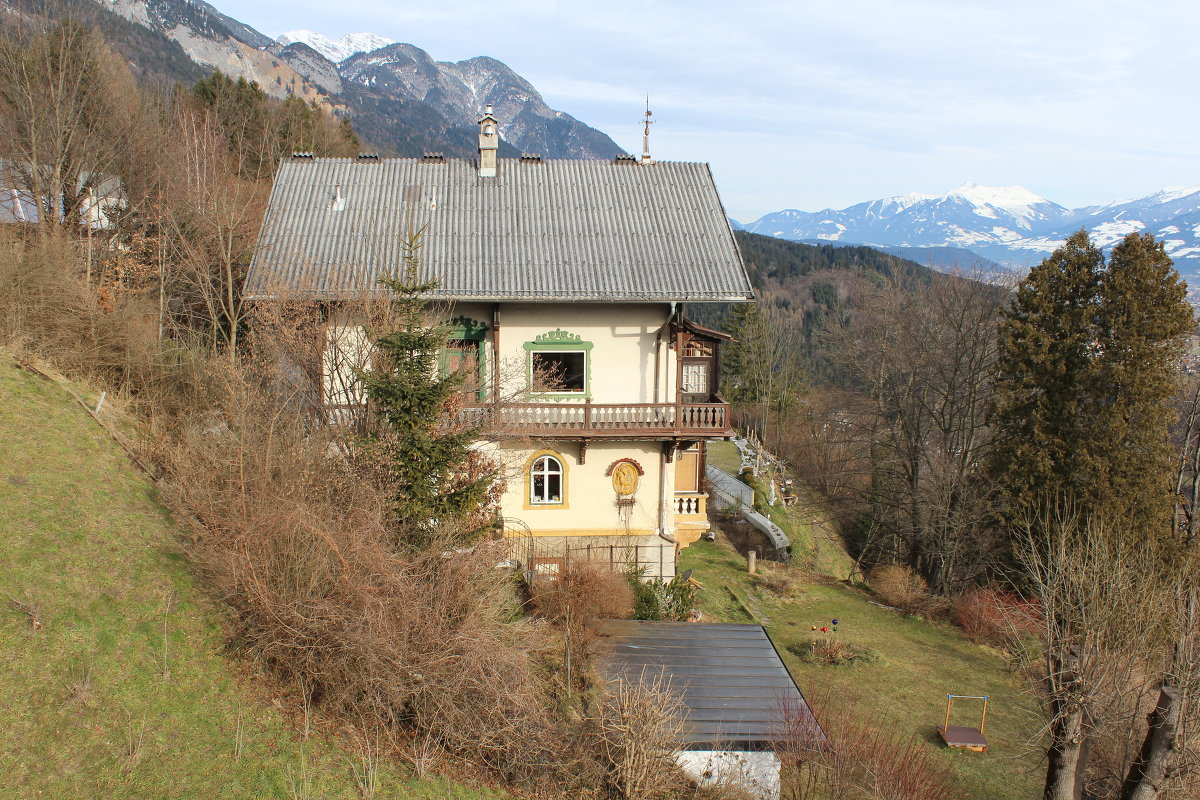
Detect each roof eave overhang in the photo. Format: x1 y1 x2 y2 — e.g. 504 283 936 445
244 292 756 303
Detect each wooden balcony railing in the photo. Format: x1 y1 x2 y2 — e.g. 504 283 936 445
461 399 732 439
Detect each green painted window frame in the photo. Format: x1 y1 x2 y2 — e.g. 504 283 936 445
522 328 594 400
439 316 489 401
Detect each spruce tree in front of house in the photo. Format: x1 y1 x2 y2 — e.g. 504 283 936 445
360 233 498 547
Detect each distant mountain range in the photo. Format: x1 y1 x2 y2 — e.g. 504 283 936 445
72 0 623 160
740 183 1200 282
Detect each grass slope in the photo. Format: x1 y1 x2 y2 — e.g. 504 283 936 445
707 440 854 580
680 534 1045 800
0 354 503 799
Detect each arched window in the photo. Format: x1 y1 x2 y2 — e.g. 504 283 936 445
529 455 564 505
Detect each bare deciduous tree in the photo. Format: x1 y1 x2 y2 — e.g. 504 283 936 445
0 20 135 233
830 272 1006 593
1013 507 1194 800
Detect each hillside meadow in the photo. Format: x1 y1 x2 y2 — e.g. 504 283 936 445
0 351 506 799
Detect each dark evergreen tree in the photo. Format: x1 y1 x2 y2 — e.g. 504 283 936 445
361 234 498 546
992 229 1193 535
1091 233 1193 529
719 301 763 403
990 230 1104 516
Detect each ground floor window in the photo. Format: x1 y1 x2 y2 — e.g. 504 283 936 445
530 454 565 505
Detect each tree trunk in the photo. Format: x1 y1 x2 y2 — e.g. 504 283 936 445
1044 705 1090 800
1120 685 1180 800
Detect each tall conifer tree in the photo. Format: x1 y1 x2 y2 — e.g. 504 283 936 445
991 229 1192 534
1091 233 1193 528
991 230 1104 514
361 234 498 546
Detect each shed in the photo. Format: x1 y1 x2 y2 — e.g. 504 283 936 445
595 620 820 800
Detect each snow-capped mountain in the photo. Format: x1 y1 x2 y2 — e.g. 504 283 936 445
82 0 622 160
746 183 1068 255
277 30 395 64
745 185 1200 280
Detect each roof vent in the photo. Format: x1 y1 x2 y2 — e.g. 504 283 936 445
291 152 314 159
520 153 542 162
421 152 445 162
356 153 380 160
614 154 637 164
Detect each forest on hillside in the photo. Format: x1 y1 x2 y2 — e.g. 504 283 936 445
689 230 952 385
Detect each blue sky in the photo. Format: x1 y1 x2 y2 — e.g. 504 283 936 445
223 0 1200 222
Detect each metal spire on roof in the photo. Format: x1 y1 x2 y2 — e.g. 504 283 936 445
641 97 654 165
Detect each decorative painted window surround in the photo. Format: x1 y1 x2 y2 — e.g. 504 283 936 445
440 316 489 401
522 328 594 400
524 449 569 509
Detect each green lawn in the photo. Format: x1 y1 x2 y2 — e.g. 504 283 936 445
708 439 855 580
0 353 505 799
680 535 1045 800
706 439 744 474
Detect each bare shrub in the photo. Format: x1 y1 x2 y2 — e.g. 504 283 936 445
157 354 578 785
952 585 1041 646
753 566 798 598
776 694 959 800
868 564 929 611
597 676 688 800
787 636 877 667
530 562 635 627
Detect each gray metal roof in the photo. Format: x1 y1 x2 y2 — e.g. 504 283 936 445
595 620 817 750
246 156 754 302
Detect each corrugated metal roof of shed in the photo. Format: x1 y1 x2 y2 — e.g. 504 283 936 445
594 620 819 750
246 157 754 302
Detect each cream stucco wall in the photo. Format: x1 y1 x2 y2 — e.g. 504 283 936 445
445 301 679 404
489 439 668 538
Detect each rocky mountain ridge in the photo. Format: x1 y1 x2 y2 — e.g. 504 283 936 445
87 0 623 160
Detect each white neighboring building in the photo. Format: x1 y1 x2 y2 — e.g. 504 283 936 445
244 109 754 576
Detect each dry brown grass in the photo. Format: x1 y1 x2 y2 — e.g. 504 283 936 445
776 695 959 800
753 565 799 598
868 564 929 612
787 635 877 667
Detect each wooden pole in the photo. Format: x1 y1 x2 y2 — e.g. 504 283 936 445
943 695 952 732
979 696 989 735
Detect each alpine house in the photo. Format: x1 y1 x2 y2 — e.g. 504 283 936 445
245 106 754 577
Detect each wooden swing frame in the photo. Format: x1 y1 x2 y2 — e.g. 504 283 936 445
938 694 990 752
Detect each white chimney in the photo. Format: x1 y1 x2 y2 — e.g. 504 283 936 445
478 104 499 178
